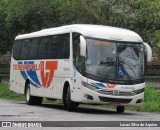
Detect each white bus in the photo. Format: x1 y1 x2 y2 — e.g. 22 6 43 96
10 24 152 113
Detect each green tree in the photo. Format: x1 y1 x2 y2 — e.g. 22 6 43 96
0 0 160 52
82 0 160 48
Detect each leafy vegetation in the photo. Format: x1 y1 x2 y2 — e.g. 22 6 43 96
0 84 160 112
0 0 160 53
127 84 160 112
0 84 25 100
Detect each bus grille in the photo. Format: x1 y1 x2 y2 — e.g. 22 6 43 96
97 90 134 96
99 96 132 103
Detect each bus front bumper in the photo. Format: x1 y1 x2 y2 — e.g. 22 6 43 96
77 87 144 106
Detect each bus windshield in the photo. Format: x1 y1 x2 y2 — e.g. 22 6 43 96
85 38 144 85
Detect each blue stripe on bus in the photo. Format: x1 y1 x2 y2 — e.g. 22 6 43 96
18 62 41 88
24 61 41 87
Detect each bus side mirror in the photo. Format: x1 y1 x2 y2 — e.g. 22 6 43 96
143 42 152 62
80 36 86 57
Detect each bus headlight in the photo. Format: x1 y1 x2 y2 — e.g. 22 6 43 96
132 88 145 94
82 81 97 90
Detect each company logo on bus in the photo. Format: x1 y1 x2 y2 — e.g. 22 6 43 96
112 90 119 96
13 61 58 88
107 84 116 88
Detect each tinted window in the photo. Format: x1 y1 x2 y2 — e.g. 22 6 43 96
72 33 83 72
47 33 70 59
13 40 22 60
62 34 70 59
28 38 39 59
20 40 30 59
37 37 50 59
13 33 70 60
47 40 55 59
48 35 60 59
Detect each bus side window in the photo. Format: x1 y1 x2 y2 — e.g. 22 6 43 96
48 35 59 59
28 38 39 59
20 40 30 60
47 39 55 59
73 33 83 73
62 33 70 59
13 40 22 60
37 37 50 59
48 34 70 59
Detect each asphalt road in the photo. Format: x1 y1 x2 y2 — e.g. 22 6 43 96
0 99 160 130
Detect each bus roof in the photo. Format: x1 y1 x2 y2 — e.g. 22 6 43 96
15 24 143 42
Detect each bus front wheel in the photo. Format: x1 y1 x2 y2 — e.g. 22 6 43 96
25 84 43 105
64 87 79 111
116 106 125 113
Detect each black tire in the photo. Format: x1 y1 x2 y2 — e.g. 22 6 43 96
64 87 79 111
116 106 125 113
63 89 67 107
25 84 43 105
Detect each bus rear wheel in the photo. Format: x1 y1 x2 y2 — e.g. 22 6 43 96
116 106 125 113
26 84 43 105
64 87 79 111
